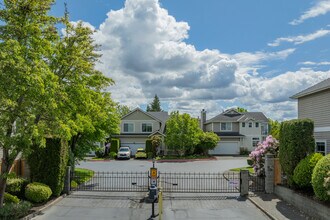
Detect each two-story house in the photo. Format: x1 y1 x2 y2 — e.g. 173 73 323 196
113 108 169 155
201 108 269 155
291 78 330 155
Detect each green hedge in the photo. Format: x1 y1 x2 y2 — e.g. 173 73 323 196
28 138 69 196
312 154 330 201
146 139 152 154
6 178 28 198
4 192 20 204
25 182 52 203
110 139 120 153
279 119 315 186
0 201 31 219
293 153 323 189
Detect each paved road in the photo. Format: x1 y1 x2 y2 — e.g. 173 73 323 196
32 191 270 220
77 156 248 173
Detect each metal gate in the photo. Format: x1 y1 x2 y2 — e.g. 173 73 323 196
248 173 265 192
70 171 241 193
71 171 149 192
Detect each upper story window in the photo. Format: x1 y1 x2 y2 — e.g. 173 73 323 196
248 122 252 128
315 141 326 155
220 122 232 131
242 122 245 128
123 123 134 132
142 123 152 133
255 122 259 128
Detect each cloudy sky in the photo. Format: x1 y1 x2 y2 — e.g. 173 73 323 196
52 0 330 121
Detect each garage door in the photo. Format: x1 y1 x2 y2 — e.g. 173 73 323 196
208 142 239 155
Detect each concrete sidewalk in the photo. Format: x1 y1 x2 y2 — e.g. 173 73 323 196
248 192 314 220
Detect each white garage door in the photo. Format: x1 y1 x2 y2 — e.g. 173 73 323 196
208 142 239 155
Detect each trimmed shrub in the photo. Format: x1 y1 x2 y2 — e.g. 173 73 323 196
109 152 117 159
146 139 152 154
293 153 323 189
4 192 20 204
312 154 330 201
279 119 315 186
110 139 120 153
147 152 153 159
239 147 249 155
71 180 78 189
6 177 28 197
324 171 330 196
28 138 69 196
95 147 104 158
0 201 31 219
25 182 52 203
247 158 253 166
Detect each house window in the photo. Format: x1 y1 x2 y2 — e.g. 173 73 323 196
123 123 134 132
242 122 245 128
249 122 252 128
315 141 326 155
220 122 232 131
255 122 259 128
142 123 152 132
252 137 260 147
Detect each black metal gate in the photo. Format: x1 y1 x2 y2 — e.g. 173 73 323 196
71 171 149 192
70 171 241 193
159 172 240 193
248 173 265 192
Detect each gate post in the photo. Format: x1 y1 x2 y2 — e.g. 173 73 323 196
64 166 71 195
265 153 275 193
240 170 249 197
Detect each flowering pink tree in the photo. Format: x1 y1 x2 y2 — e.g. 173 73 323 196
249 135 279 176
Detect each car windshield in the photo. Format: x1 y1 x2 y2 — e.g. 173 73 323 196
137 149 145 153
119 148 129 152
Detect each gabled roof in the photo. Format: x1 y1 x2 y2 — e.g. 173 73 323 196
206 109 268 124
121 107 162 122
291 78 330 99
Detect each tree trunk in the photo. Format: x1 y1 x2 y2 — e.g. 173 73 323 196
0 148 15 208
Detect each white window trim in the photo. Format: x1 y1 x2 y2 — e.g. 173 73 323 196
123 122 134 133
315 140 327 154
220 122 232 131
252 137 260 148
248 122 253 128
141 122 153 133
242 122 245 128
255 122 259 128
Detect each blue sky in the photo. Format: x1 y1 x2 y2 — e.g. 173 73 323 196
48 0 330 120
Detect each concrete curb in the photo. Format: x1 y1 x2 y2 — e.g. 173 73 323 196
21 194 67 220
247 196 277 220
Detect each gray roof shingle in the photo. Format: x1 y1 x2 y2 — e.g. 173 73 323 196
206 111 268 123
291 78 330 99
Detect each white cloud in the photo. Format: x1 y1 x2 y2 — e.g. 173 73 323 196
268 29 330 47
290 0 330 25
299 61 330 66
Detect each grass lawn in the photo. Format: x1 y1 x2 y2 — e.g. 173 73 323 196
157 155 212 160
230 166 254 173
73 168 95 184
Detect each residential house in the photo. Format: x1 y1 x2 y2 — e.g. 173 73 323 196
200 108 269 155
113 108 169 155
291 78 330 155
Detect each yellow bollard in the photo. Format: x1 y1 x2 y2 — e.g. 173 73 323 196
158 177 163 220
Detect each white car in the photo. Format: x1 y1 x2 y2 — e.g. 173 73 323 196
117 147 131 159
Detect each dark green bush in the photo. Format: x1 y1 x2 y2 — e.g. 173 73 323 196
109 152 117 159
95 147 104 158
146 139 152 154
0 201 31 219
147 152 153 159
239 147 249 155
293 153 323 189
247 158 253 166
70 180 78 189
279 119 315 186
3 192 20 204
6 178 28 197
312 154 330 201
28 138 69 196
110 139 120 153
25 182 52 203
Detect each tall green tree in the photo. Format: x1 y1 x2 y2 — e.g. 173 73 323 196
236 107 248 112
195 132 220 155
116 104 131 118
269 119 280 140
147 94 162 112
0 0 60 207
165 112 202 156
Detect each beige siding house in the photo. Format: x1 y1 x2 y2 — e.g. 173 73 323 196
291 78 330 155
201 109 269 155
113 108 169 155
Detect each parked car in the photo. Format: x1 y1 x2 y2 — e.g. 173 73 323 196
135 148 147 159
117 147 131 159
